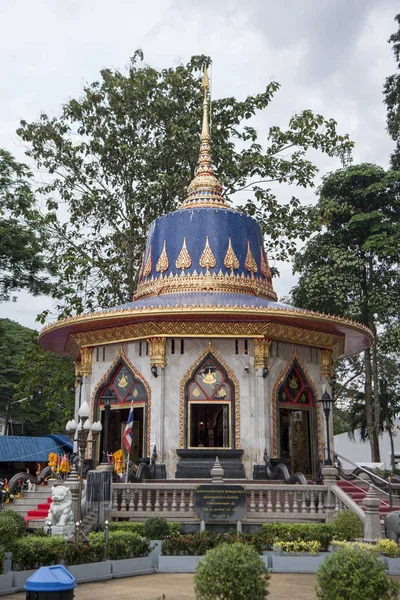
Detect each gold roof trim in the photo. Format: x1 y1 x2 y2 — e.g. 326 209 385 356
134 269 277 300
156 240 169 273
245 241 258 276
224 238 240 273
175 237 192 272
199 236 217 271
143 246 152 278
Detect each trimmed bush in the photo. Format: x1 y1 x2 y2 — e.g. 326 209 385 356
106 521 145 535
90 530 150 560
0 547 4 575
143 517 170 540
107 519 182 538
331 510 364 541
0 510 26 537
195 542 270 600
12 536 65 571
262 522 333 551
0 510 26 550
162 532 264 556
274 540 320 555
64 540 104 566
316 546 400 599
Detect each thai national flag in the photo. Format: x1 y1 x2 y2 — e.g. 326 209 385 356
122 404 134 453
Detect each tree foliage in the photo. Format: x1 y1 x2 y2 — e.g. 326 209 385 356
0 318 74 435
17 51 353 321
0 149 52 302
292 163 400 461
384 13 400 169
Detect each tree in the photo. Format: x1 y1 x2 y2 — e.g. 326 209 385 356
346 355 400 472
17 52 353 321
384 14 400 169
0 318 75 436
0 149 52 302
292 163 400 462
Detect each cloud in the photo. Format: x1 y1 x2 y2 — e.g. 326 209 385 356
0 0 398 327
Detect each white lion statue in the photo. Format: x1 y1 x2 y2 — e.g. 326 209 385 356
47 485 74 527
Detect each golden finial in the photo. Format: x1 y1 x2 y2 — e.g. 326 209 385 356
156 240 169 273
199 236 217 272
180 63 231 210
175 237 192 272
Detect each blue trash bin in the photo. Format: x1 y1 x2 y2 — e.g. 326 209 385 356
25 565 76 599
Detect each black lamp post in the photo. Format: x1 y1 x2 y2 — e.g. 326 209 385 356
319 390 333 466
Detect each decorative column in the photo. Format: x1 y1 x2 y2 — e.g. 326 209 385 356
253 338 271 464
148 337 167 461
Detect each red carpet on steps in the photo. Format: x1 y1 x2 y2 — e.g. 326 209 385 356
337 480 400 515
24 497 52 523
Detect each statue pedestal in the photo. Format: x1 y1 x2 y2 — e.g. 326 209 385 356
49 524 74 539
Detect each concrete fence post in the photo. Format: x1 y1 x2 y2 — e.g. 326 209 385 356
363 486 382 542
322 465 338 523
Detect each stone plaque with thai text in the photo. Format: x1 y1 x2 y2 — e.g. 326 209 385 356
195 484 246 521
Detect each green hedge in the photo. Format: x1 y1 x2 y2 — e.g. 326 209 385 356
162 532 264 556
0 547 4 575
107 519 181 539
262 523 333 551
0 510 26 550
11 531 150 571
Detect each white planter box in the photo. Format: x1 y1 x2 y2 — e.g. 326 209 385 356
12 569 36 591
0 573 14 596
271 553 329 574
385 558 400 575
158 555 203 573
67 561 112 583
111 556 153 578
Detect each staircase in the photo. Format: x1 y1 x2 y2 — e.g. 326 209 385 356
337 480 400 518
3 487 53 529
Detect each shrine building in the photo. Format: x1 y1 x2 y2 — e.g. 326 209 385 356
39 68 372 480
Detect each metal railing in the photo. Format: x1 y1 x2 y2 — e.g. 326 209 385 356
331 450 400 511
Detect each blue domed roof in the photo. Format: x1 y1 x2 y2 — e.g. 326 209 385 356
135 206 276 302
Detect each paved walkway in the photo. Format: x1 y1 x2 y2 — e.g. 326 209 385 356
3 573 320 599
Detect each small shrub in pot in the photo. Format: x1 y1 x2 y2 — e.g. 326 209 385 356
316 546 400 599
194 542 270 600
143 517 170 540
331 510 364 541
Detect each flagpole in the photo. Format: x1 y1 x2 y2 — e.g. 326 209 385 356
125 401 134 483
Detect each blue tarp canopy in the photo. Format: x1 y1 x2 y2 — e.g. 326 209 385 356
0 435 72 463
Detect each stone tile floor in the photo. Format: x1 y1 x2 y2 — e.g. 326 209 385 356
5 573 400 599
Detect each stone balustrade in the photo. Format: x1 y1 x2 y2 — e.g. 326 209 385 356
111 482 329 523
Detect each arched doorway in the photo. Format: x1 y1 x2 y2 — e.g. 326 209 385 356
96 359 150 463
184 352 235 449
276 359 317 475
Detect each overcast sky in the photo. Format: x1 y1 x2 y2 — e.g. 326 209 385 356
0 0 398 331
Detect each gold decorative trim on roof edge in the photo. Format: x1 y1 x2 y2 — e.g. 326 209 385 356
64 321 345 362
40 302 373 343
135 270 277 300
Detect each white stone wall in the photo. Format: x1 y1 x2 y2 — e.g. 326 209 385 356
81 338 330 479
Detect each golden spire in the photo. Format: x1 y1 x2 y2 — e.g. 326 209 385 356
180 64 231 210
